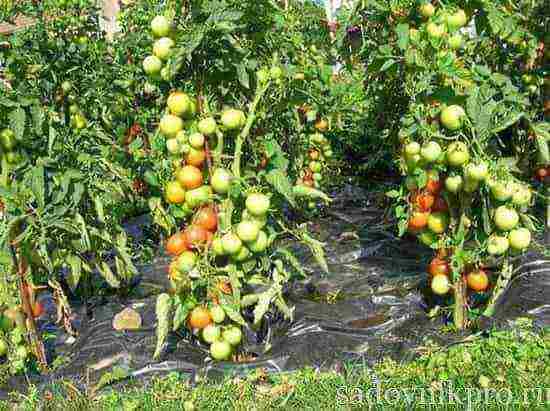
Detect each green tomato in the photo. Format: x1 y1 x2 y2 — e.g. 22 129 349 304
202 324 222 344
221 109 246 130
309 161 322 173
463 177 479 193
490 182 514 202
189 132 205 149
427 212 449 234
323 149 333 158
270 66 284 80
221 233 243 255
445 142 469 167
246 193 270 216
159 114 183 138
431 275 450 295
166 138 181 154
236 220 260 242
176 251 197 273
153 37 175 61
0 338 7 357
142 55 162 76
256 68 270 84
494 206 519 231
310 133 326 145
487 235 509 256
222 326 243 346
212 237 225 256
248 230 268 253
231 246 251 262
404 141 421 158
198 117 217 136
241 210 267 228
0 315 14 332
210 305 226 323
167 92 192 117
512 186 532 207
210 340 232 360
16 346 28 360
419 3 435 18
426 22 446 39
185 186 212 209
465 163 488 182
211 168 233 194
184 401 195 411
151 15 172 37
508 228 531 251
0 129 17 151
448 34 463 50
447 9 468 30
440 105 465 131
420 141 442 163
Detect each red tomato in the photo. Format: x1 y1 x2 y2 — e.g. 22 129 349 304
415 193 435 212
428 257 450 277
426 177 443 195
184 225 209 248
194 206 218 232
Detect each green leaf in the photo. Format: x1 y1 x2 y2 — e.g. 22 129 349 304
66 254 82 291
275 248 306 278
94 196 105 224
149 197 175 233
236 63 250 89
97 261 120 288
266 169 296 207
300 230 329 273
31 165 45 209
154 293 173 359
9 107 25 141
253 284 280 326
395 23 409 50
94 366 129 391
30 104 44 134
380 59 396 72
218 293 246 326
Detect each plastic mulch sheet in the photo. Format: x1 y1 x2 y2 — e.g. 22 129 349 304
3 185 549 394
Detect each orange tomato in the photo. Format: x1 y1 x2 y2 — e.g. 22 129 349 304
428 257 450 277
188 307 212 329
176 165 203 190
315 118 328 132
415 192 435 212
166 232 190 255
194 206 218 232
184 225 209 248
309 149 320 160
408 211 429 232
186 148 206 167
31 301 44 318
466 269 489 292
426 177 443 195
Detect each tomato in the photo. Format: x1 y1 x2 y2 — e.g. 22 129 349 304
426 172 443 194
194 206 217 232
463 177 479 193
202 324 221 344
535 167 548 181
418 230 437 246
31 301 44 318
189 132 205 149
151 15 171 37
175 165 202 190
241 210 267 228
167 91 192 117
432 197 448 212
420 141 442 163
508 228 531 251
165 181 186 204
0 339 7 357
309 149 320 160
210 305 226 323
494 206 519 231
257 68 270 83
188 307 212 329
166 138 181 154
309 161 322 173
294 72 305 81
186 148 206 167
0 129 16 151
184 225 209 248
490 181 514 202
210 340 232 360
427 212 449 234
270 66 284 79
221 109 246 130
209 168 232 194
406 154 421 172
428 257 450 277
448 34 463 50
315 119 329 133
0 315 14 332
246 193 270 216
415 192 435 211
466 270 489 292
440 105 465 131
404 142 421 158
236 220 260 242
419 3 435 18
465 163 488 182
512 186 532 207
408 211 429 232
248 230 268 253
222 326 243 346
16 346 28 360
176 251 197 272
142 55 162 75
447 9 467 30
198 117 217 135
231 246 251 262
426 22 446 39
153 37 175 60
221 233 243 255
211 237 225 256
160 114 183 138
446 142 469 167
61 80 72 93
431 275 450 295
487 235 509 256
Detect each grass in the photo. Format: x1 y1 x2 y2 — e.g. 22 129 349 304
2 320 549 410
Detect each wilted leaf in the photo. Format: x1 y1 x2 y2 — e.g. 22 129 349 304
154 293 172 359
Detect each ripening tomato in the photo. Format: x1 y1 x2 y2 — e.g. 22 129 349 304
176 165 203 190
428 257 450 277
432 197 448 212
31 301 44 318
188 307 212 329
166 232 190 255
466 270 489 292
184 225 209 248
408 211 430 232
165 181 186 204
427 212 449 234
186 148 206 167
315 119 329 132
194 206 218 232
415 193 435 211
426 173 443 195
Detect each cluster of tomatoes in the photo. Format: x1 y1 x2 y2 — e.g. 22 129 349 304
404 102 534 297
142 15 176 81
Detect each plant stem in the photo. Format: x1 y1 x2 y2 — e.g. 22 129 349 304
453 275 467 330
483 259 512 317
232 82 270 179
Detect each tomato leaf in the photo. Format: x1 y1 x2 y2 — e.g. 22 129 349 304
235 63 250 89
218 293 246 326
66 254 82 291
299 230 329 273
154 293 173 359
266 169 296 207
97 261 120 289
395 23 409 50
8 107 25 141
